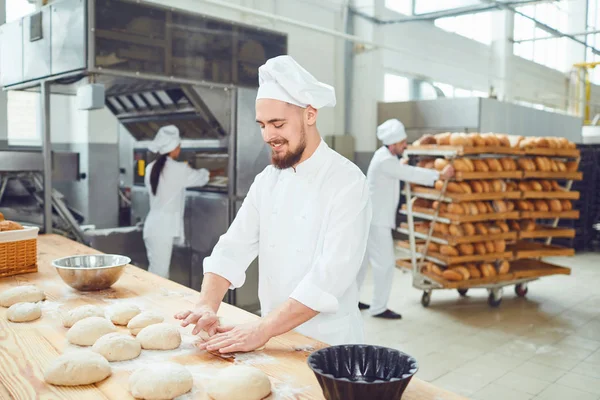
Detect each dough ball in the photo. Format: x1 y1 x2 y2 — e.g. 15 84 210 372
62 304 105 328
7 302 41 322
92 332 141 361
129 363 193 400
207 365 271 400
67 317 117 346
44 350 111 386
136 323 181 350
0 285 45 307
107 303 141 326
127 311 164 335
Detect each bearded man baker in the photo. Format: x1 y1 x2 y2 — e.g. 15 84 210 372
357 119 454 319
175 55 372 351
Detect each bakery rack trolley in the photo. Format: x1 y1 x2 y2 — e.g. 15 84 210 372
397 144 577 308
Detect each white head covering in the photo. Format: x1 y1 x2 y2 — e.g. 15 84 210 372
148 125 181 155
377 119 407 145
256 55 336 109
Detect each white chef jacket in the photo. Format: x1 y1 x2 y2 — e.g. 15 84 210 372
143 158 210 241
204 140 372 345
367 146 439 228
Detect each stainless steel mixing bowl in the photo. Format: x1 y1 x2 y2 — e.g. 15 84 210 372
52 254 131 291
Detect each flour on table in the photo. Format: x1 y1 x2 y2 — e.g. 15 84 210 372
272 383 311 399
233 351 277 365
293 345 315 352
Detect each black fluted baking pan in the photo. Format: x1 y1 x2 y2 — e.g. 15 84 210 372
307 345 418 400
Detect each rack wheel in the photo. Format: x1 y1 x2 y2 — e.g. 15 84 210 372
457 289 469 297
515 283 528 297
488 288 503 308
421 291 431 307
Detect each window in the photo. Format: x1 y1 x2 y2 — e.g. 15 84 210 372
414 0 481 14
587 0 600 84
385 0 412 15
513 3 569 71
419 81 487 100
384 73 411 102
7 91 41 147
435 11 493 45
6 0 36 23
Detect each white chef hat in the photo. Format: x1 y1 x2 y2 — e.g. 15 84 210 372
377 119 407 145
256 55 336 109
148 125 181 155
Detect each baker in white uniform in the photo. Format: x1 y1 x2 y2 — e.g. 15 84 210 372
357 119 453 319
143 125 211 279
175 55 372 351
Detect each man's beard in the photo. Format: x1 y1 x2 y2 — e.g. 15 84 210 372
271 127 306 170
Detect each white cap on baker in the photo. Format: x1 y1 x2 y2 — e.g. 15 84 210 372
256 55 336 109
377 119 407 145
148 125 181 155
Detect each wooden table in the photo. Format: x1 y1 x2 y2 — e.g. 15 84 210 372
0 235 465 399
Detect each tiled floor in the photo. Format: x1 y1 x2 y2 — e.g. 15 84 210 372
359 253 600 400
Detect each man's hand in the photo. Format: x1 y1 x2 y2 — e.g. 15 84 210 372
196 320 270 354
175 305 220 336
440 164 455 180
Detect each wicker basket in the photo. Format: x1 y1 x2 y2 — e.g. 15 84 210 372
0 227 39 278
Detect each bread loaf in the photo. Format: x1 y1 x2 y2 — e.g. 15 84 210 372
496 221 509 233
493 200 508 213
497 135 511 147
452 159 471 172
470 181 484 193
547 138 559 149
480 263 497 277
516 200 530 211
556 161 567 172
530 181 543 192
448 204 465 215
475 243 487 255
486 159 503 172
535 138 550 148
435 223 450 235
535 157 549 172
462 223 476 236
475 223 488 235
500 157 516 171
566 161 579 172
449 225 465 236
484 241 496 253
561 200 572 211
550 159 559 172
492 180 506 192
459 182 472 194
469 133 486 147
510 220 521 231
506 201 515 211
442 269 464 281
488 226 502 234
417 135 437 145
497 260 510 275
0 220 23 231
458 243 475 256
539 180 553 191
467 264 481 279
440 245 459 256
481 181 491 193
518 182 532 191
494 240 506 253
413 198 432 209
549 199 563 212
551 181 562 191
434 158 450 171
452 266 470 280
473 160 489 172
506 182 518 191
476 201 488 214
463 158 475 172
534 200 549 212
435 132 451 145
520 219 536 232
449 133 468 146
429 263 443 276
485 202 494 213
517 158 536 171
482 134 500 146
